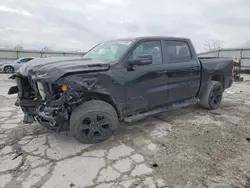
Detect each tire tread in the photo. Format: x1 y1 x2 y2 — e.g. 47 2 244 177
199 81 223 110
70 100 118 144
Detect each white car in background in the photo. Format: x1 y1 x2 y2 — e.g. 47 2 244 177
0 57 34 73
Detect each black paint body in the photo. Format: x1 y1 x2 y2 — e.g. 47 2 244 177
8 37 233 128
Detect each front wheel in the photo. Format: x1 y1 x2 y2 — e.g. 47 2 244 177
4 66 14 73
70 100 119 144
199 81 223 110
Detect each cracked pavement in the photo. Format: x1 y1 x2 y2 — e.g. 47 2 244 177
1 74 250 188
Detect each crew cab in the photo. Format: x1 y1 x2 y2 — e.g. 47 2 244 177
8 37 234 144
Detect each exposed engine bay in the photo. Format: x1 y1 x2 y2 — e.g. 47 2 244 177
10 73 101 132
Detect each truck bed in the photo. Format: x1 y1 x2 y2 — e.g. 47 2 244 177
198 57 234 92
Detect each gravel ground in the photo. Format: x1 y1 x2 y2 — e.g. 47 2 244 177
0 74 250 188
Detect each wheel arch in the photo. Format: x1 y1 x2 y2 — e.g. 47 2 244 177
197 74 224 99
198 80 223 109
211 74 225 89
81 92 123 120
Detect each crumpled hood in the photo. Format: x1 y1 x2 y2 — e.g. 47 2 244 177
17 57 110 82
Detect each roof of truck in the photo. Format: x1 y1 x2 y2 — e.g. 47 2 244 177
108 36 191 41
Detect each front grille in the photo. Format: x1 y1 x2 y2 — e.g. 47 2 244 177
16 76 59 100
28 76 34 87
28 76 38 93
15 76 37 99
15 77 23 97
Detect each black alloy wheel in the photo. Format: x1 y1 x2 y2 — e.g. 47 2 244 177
209 86 223 109
70 100 119 144
78 113 113 141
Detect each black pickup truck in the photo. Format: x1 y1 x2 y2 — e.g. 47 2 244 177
8 37 234 144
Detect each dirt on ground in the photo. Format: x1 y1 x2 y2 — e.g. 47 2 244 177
0 74 250 188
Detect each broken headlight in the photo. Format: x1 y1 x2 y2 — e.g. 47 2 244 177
61 84 69 92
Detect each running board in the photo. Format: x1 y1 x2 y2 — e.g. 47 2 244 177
124 98 198 123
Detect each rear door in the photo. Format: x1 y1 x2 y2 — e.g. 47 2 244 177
123 40 169 114
162 40 201 103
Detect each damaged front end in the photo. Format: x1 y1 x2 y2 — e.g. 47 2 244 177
36 90 82 132
8 74 90 132
8 56 112 132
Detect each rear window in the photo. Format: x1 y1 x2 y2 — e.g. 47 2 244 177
164 41 192 63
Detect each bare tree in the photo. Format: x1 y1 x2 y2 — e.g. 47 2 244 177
13 44 24 51
41 46 51 52
204 40 222 51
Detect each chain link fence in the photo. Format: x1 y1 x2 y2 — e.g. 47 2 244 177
0 49 84 63
198 48 250 69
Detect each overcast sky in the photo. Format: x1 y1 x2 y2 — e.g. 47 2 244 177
1 0 250 52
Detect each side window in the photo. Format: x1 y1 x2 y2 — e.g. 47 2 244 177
131 41 162 64
164 41 191 63
20 58 33 63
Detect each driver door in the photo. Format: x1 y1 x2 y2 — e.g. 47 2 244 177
124 40 169 115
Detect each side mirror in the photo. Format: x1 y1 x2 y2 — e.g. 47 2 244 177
128 54 152 67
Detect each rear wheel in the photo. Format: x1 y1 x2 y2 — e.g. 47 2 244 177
199 81 223 110
70 100 119 144
4 66 14 73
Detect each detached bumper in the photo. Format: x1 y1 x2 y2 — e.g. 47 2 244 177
15 98 70 131
8 77 81 132
37 103 70 131
8 86 18 95
18 99 44 115
17 93 74 131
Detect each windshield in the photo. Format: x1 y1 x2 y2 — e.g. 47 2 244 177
84 40 134 63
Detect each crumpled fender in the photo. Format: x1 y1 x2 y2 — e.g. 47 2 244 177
55 73 123 119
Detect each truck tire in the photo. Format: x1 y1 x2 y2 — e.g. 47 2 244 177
70 100 119 144
199 81 223 110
